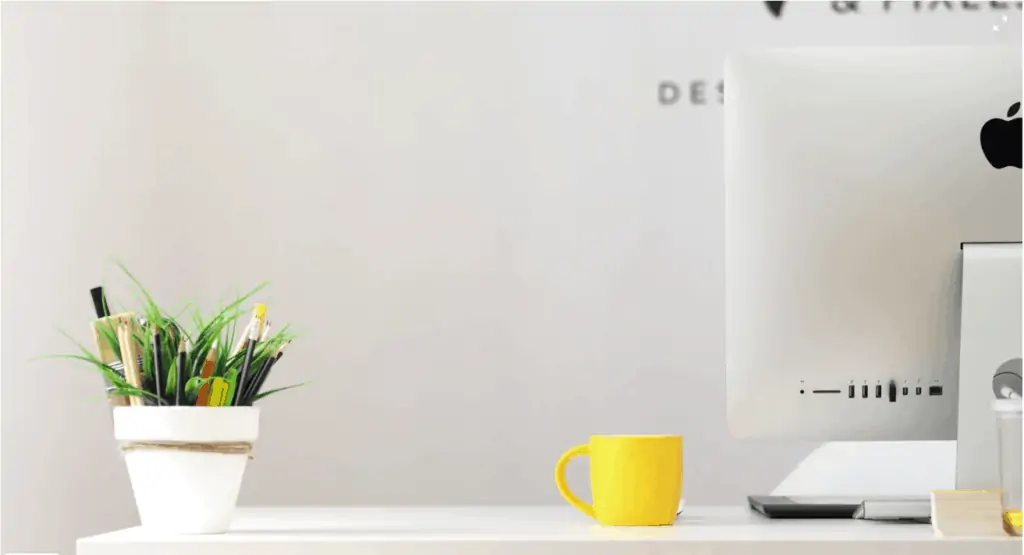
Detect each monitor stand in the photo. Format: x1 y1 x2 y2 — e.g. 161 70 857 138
956 242 1022 490
750 442 955 519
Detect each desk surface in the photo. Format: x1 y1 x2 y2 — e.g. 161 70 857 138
77 506 1021 555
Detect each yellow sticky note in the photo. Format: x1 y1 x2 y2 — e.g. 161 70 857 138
207 378 230 407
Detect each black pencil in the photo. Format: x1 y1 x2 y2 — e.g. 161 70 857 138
175 339 188 406
151 330 164 403
245 343 288 405
245 352 280 405
242 355 274 406
232 323 260 406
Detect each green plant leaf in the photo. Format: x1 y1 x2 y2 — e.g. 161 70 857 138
43 354 126 385
57 265 299 407
251 381 309 403
115 261 166 329
185 375 217 394
108 388 166 404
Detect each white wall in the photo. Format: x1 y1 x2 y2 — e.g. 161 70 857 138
2 2 1018 553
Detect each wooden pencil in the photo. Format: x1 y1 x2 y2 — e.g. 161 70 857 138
90 310 136 407
196 340 218 406
117 323 145 407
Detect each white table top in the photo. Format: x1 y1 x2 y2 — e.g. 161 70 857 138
77 506 1022 555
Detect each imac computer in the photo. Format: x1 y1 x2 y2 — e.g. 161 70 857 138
724 46 1021 516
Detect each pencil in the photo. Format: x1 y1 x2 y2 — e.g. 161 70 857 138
243 339 286 404
89 287 130 406
252 304 267 335
231 318 255 357
151 329 164 402
175 339 188 405
117 323 145 407
232 323 261 406
232 304 267 356
245 342 288 405
242 355 274 406
196 340 218 406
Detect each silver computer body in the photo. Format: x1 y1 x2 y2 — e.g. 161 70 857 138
725 46 1021 442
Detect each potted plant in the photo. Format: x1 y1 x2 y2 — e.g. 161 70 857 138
53 264 305 534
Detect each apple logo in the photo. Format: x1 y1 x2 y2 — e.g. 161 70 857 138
980 102 1022 170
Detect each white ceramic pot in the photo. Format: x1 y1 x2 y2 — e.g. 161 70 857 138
113 406 260 534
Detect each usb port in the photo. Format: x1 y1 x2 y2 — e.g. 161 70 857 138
916 387 922 395
875 385 882 398
862 385 869 398
902 387 909 396
849 385 856 398
929 386 943 396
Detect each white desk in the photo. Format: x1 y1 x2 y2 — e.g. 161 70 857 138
77 506 1021 555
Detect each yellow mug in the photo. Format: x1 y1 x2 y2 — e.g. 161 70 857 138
555 435 682 526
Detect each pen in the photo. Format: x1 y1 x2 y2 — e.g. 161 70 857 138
151 329 164 402
175 339 188 406
232 323 261 406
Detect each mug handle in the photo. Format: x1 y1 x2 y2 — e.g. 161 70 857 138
554 444 596 519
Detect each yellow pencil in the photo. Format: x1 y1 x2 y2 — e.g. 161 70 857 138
231 304 268 356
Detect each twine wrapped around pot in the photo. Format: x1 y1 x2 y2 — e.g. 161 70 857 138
120 441 254 460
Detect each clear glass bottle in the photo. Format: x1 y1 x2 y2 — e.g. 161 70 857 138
993 398 1022 535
